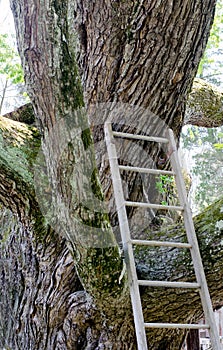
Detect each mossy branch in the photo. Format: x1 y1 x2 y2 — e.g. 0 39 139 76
0 114 40 219
2 103 35 124
185 78 223 127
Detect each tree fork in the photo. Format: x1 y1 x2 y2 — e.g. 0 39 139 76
4 0 220 348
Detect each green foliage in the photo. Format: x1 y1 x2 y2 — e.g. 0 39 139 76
181 126 223 212
197 0 223 85
0 34 24 84
155 175 175 206
184 1 223 212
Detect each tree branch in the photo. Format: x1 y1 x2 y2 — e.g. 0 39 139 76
0 115 40 220
2 103 35 124
185 78 223 127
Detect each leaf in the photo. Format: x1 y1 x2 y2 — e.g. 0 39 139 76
0 34 24 84
213 143 223 149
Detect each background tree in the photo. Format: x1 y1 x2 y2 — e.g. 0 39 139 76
181 0 223 215
1 1 223 349
197 0 223 86
0 33 27 113
181 125 223 212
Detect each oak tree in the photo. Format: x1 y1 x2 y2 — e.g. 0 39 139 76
1 1 223 349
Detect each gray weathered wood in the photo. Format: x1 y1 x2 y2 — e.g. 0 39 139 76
119 165 175 176
138 280 200 289
125 201 184 211
113 131 169 143
131 240 192 249
144 323 210 330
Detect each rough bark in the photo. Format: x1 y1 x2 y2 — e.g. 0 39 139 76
1 105 222 349
10 0 128 309
1 175 223 349
4 76 223 130
1 0 220 349
75 1 215 130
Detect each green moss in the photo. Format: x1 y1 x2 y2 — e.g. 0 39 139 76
32 210 56 243
81 128 93 150
0 224 11 243
0 115 33 146
0 117 41 185
91 168 104 202
52 0 84 111
18 103 35 124
52 0 69 24
188 78 223 126
0 134 33 184
22 128 41 169
77 204 109 229
194 197 223 228
78 246 126 298
126 25 134 43
0 207 18 245
60 40 84 110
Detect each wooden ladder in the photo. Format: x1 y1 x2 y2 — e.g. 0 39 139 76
104 122 221 350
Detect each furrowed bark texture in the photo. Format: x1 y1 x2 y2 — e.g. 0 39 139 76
5 76 223 130
75 1 215 130
73 0 218 229
3 0 221 349
0 208 135 350
0 119 134 349
1 189 223 349
10 0 127 308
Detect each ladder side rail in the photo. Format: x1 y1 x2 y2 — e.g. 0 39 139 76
168 129 221 350
104 122 148 350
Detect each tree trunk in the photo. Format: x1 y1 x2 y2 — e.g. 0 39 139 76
186 329 200 350
1 0 220 348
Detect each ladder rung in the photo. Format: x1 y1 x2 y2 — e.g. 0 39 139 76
144 322 209 330
138 280 200 289
112 131 169 144
118 165 175 176
131 239 192 249
125 201 184 211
